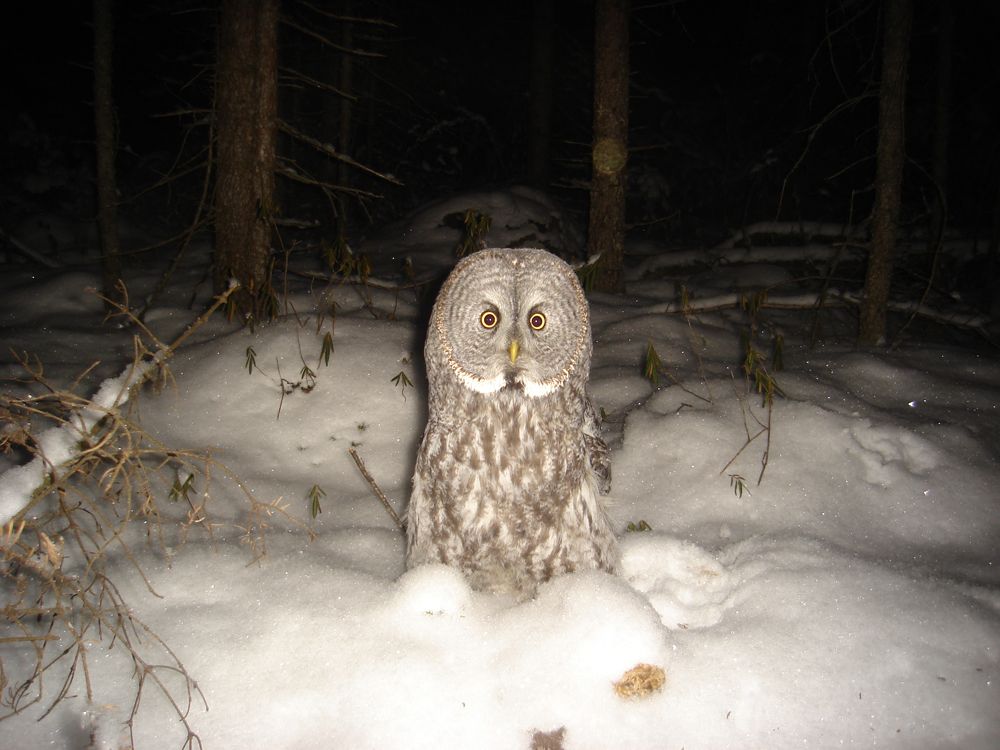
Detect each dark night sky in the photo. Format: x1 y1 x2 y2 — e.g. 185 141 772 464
2 1 998 241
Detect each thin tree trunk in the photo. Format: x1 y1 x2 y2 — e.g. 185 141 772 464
859 0 912 346
336 2 354 243
929 0 954 246
587 0 629 293
337 2 354 191
93 0 122 309
214 0 280 325
528 0 554 188
988 178 1000 316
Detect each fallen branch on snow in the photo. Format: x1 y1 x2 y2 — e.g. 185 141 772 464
348 446 404 531
640 289 989 336
0 225 62 268
0 282 239 526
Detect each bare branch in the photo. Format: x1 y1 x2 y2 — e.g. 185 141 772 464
348 447 404 531
297 0 398 27
281 65 356 100
775 91 876 220
0 280 313 735
277 119 402 185
138 124 217 319
0 225 61 268
276 158 384 198
281 17 385 57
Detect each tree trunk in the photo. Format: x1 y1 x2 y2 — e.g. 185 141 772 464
528 0 554 188
93 0 122 309
335 2 354 244
214 0 280 325
858 0 912 346
988 177 1000 316
337 2 354 191
929 0 954 246
587 0 629 293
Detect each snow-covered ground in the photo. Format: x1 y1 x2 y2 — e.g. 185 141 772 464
2 188 998 749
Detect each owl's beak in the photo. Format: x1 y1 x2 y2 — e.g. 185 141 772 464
508 339 520 364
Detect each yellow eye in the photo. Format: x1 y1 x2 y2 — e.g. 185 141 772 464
528 312 546 331
480 310 499 329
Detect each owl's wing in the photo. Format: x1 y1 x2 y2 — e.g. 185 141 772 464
583 398 612 495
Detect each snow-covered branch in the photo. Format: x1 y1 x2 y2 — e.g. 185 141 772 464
0 285 239 526
714 220 867 249
0 357 158 526
640 288 990 334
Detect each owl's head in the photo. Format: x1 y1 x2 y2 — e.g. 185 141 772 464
428 248 592 399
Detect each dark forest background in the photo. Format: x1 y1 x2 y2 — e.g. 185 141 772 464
1 0 998 332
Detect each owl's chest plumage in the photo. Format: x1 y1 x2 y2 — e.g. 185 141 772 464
407 386 615 595
422 389 585 519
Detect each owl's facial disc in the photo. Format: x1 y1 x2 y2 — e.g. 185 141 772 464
434 249 591 399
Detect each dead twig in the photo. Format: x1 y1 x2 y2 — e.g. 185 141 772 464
297 1 398 27
0 279 308 739
138 125 216 321
278 119 402 186
280 16 385 58
348 446 404 531
0 225 62 268
281 65 355 100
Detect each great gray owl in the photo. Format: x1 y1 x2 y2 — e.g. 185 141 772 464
406 247 617 597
